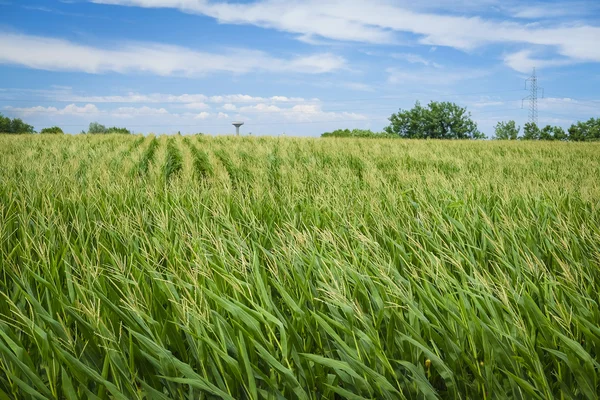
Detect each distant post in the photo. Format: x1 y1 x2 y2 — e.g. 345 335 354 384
232 121 244 136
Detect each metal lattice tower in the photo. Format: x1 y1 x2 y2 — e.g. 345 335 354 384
522 68 544 126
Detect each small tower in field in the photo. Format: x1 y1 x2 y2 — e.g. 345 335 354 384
232 121 244 136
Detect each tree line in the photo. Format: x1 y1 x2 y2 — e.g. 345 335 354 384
0 115 132 135
495 119 600 141
322 101 599 141
0 113 35 134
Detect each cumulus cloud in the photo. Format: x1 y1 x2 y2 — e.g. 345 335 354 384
183 102 210 110
238 103 282 113
112 106 170 118
194 112 211 120
0 32 346 76
5 103 99 116
230 102 367 122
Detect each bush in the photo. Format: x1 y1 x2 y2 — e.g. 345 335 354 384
321 129 395 138
493 120 519 140
87 122 131 134
40 126 64 134
106 127 131 134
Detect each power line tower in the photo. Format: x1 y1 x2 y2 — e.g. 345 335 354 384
522 67 544 126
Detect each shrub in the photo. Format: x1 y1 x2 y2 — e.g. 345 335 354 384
40 126 64 134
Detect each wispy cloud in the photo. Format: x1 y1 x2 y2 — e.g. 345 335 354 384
0 32 346 76
90 0 600 70
387 66 490 85
391 53 442 68
503 50 574 73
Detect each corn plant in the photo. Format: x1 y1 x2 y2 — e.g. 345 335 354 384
0 134 599 399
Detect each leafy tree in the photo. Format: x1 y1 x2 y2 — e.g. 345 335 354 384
568 122 586 141
7 117 35 134
105 127 131 134
40 126 64 134
568 118 600 141
384 101 428 139
552 126 567 141
522 122 540 140
539 125 554 141
321 129 394 138
493 120 519 140
88 122 131 134
88 122 107 134
385 101 483 139
0 113 35 134
0 114 11 133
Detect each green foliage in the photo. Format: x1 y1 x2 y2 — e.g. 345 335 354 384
163 138 183 182
40 126 64 134
1 135 600 399
568 118 600 141
88 121 107 134
552 126 567 141
321 128 394 138
493 120 520 140
106 127 132 134
88 122 131 134
385 101 483 139
522 122 540 140
0 113 35 134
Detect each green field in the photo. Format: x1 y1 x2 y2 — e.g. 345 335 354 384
1 134 599 399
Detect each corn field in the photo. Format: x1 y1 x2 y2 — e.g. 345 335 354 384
1 134 599 399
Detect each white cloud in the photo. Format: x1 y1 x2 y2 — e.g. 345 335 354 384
194 112 211 120
341 82 374 92
217 112 229 119
238 103 282 113
503 50 574 73
471 101 505 108
183 102 210 110
387 66 489 85
222 103 237 111
89 0 600 70
231 102 367 122
509 2 596 19
392 53 441 68
113 106 170 118
40 91 311 105
5 103 99 116
0 32 346 76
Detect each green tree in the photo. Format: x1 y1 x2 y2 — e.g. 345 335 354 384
493 120 520 140
88 122 107 134
568 118 600 141
552 126 567 141
105 127 131 134
522 122 540 140
539 125 554 141
321 129 392 138
0 114 11 133
9 118 35 134
40 126 64 134
385 101 483 139
385 101 428 138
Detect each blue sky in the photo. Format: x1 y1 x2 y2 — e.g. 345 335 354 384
0 0 599 136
